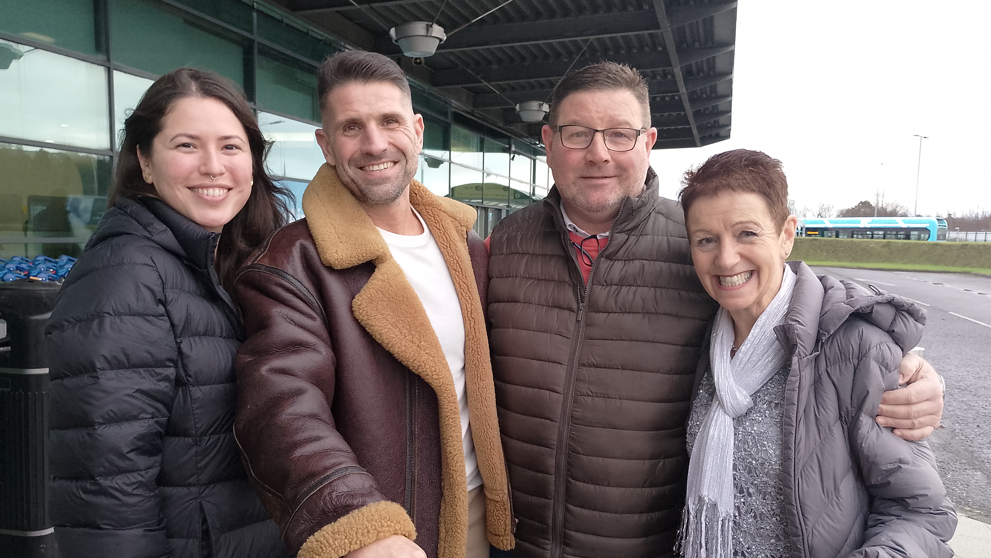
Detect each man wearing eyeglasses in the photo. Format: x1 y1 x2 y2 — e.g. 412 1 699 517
485 61 945 558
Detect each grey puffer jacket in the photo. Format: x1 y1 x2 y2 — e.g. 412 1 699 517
697 261 956 557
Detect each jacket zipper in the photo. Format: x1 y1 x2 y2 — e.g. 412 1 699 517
405 373 417 521
548 231 604 558
549 201 626 558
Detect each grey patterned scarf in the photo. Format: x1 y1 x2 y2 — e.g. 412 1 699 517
678 264 797 558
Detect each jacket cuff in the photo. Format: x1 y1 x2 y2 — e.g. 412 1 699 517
297 500 416 558
485 496 516 550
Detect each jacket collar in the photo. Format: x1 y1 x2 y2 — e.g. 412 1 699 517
300 164 507 553
96 196 220 273
301 163 475 269
542 166 662 236
141 197 221 274
774 261 926 358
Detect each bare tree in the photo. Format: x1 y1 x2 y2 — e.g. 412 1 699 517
838 200 907 217
814 203 834 218
945 209 991 231
787 198 798 216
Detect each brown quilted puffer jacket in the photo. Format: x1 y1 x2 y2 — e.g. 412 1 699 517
487 168 718 558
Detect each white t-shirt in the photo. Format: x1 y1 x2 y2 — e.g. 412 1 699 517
378 209 482 491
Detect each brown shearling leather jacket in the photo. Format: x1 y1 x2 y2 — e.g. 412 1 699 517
234 165 514 558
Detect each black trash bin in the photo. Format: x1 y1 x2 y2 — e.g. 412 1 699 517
0 281 60 557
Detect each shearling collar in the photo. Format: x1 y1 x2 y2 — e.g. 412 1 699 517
301 163 476 269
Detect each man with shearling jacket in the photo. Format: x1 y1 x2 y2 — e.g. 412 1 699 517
485 61 947 558
232 50 514 558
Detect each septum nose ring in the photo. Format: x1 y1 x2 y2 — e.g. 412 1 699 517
210 175 218 181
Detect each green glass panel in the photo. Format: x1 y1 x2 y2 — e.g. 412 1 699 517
257 12 337 63
0 39 110 150
411 88 448 119
451 126 482 170
0 142 112 259
0 0 99 56
256 48 318 122
422 115 448 154
169 0 254 33
111 0 245 86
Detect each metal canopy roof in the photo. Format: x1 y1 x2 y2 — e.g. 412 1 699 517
266 0 737 149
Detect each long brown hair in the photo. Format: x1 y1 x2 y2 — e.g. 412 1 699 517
110 67 293 294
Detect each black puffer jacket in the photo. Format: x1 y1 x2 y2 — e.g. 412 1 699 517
46 197 286 558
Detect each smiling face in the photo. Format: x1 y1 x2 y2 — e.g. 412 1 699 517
541 88 657 234
686 191 798 326
315 81 424 208
137 96 252 233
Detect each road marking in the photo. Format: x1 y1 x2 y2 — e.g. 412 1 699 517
854 278 896 286
949 312 991 329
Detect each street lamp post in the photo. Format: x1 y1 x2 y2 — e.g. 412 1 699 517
913 134 928 216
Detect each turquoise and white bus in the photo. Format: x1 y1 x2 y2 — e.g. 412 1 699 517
798 217 947 241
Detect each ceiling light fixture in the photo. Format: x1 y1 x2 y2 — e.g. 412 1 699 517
389 22 447 58
515 101 549 123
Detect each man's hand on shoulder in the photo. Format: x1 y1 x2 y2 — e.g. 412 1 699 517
344 535 426 558
876 352 944 441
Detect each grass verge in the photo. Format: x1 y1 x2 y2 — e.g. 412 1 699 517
803 260 991 276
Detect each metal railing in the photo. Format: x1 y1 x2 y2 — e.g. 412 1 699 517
946 231 991 242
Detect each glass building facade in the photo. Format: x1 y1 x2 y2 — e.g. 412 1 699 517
0 0 550 260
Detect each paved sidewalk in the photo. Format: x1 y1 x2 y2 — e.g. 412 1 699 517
948 514 991 557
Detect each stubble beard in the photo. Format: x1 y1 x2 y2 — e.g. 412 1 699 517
338 153 419 207
561 178 644 219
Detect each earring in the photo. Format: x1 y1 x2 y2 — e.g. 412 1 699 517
143 173 152 183
250 179 254 186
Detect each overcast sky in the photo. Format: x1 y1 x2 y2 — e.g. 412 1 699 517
649 0 991 218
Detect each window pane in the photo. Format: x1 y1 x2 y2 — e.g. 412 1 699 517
0 143 112 260
482 173 509 207
534 156 550 199
412 88 449 119
259 112 323 182
170 0 254 33
0 0 100 56
113 71 154 151
449 164 483 205
509 180 533 208
483 138 509 178
451 126 482 169
274 178 308 221
257 12 337 63
256 48 319 122
0 39 110 150
417 153 449 197
422 115 449 158
510 153 532 183
111 0 245 86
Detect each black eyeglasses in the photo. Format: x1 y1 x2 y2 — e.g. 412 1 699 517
571 234 601 267
556 125 644 152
